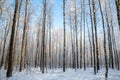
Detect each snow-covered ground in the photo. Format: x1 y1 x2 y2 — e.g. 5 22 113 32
0 68 120 80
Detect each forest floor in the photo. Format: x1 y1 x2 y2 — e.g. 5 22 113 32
0 67 120 80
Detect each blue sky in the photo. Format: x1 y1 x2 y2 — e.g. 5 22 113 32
53 0 63 28
33 0 63 29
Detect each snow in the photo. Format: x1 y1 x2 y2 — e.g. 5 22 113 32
0 68 120 80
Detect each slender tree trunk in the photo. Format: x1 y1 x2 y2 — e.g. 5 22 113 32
24 10 29 69
69 12 75 69
74 0 79 69
89 0 96 74
19 0 28 72
63 0 66 72
105 0 114 69
108 1 119 70
6 0 19 77
41 0 47 73
35 21 40 68
83 0 86 70
44 28 48 71
48 9 52 69
92 0 99 72
0 22 9 69
80 0 83 69
98 0 108 78
4 25 11 70
86 17 93 68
